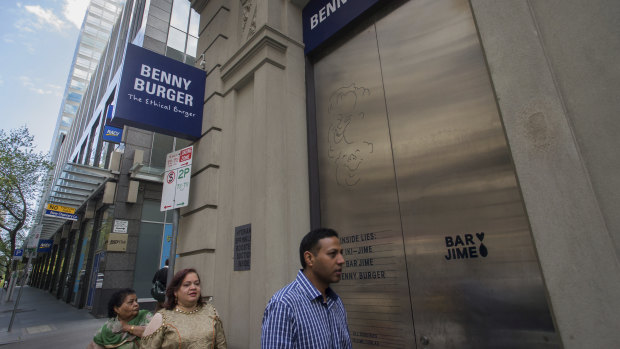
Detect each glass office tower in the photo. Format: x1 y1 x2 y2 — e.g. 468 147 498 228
30 0 201 317
49 0 125 163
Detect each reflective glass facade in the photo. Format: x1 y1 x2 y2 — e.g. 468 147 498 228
49 0 124 163
166 1 199 64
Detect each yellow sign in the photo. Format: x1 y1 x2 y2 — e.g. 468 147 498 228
107 233 128 252
46 203 76 214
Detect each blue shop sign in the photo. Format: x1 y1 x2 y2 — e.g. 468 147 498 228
102 125 123 143
302 0 384 54
38 240 54 253
112 44 206 140
44 210 79 221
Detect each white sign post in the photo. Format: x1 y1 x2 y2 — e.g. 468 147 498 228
27 226 42 249
161 146 193 211
160 146 193 290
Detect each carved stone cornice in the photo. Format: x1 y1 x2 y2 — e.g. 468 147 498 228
240 0 257 41
220 25 304 94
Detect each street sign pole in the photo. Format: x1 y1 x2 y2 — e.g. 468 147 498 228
161 145 193 292
166 208 180 291
4 270 17 303
8 256 31 332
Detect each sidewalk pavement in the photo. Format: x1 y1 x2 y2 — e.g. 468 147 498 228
0 286 107 348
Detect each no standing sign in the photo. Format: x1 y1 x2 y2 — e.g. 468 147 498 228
161 146 193 211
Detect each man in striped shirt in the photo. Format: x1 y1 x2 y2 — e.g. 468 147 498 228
261 228 352 349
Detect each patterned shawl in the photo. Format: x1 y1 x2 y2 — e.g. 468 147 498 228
93 309 152 348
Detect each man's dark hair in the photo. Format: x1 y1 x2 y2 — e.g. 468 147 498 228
299 228 339 268
107 288 136 318
165 259 169 266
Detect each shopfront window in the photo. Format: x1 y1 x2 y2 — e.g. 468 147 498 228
133 200 171 298
64 231 79 293
72 220 94 303
97 206 114 251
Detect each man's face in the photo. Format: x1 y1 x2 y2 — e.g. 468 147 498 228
309 236 345 286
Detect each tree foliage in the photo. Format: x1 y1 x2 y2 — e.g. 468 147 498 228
0 126 53 275
0 238 16 280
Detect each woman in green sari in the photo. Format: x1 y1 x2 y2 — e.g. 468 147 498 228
88 288 153 349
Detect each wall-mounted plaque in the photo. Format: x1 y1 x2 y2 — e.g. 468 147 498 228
107 233 128 252
113 219 128 233
234 224 251 271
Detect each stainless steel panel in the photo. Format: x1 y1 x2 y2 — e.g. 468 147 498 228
314 25 416 349
313 0 559 348
376 0 558 347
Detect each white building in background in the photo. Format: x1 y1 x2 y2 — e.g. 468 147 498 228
32 0 124 264
49 0 125 162
32 0 124 266
30 0 201 317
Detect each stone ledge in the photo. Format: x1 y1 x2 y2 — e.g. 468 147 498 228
220 25 303 94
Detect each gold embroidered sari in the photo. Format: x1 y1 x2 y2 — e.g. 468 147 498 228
140 303 227 349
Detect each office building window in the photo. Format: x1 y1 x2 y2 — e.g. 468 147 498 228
149 133 191 170
150 133 174 169
170 0 190 31
67 92 82 103
165 0 199 64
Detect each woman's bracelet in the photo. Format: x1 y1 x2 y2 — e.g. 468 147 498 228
129 325 135 334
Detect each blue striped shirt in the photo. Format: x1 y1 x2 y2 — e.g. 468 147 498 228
261 270 352 349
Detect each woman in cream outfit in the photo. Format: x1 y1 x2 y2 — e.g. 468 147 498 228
141 268 227 348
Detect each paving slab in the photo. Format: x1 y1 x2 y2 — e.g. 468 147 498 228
0 286 107 348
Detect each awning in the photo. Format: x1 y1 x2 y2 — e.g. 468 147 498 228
129 163 164 183
38 163 117 239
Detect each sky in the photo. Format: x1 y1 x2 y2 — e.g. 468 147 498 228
0 0 89 153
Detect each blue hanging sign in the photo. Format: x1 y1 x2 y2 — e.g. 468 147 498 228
38 239 54 253
102 125 123 143
112 44 206 140
44 209 79 221
302 0 385 54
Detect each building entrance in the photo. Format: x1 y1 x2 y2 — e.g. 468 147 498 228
312 0 559 347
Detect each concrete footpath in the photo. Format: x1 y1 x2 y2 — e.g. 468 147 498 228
0 286 107 348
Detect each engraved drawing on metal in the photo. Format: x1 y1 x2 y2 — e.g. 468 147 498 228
327 84 374 187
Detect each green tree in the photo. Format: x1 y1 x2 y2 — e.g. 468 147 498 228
0 126 53 279
0 237 17 283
